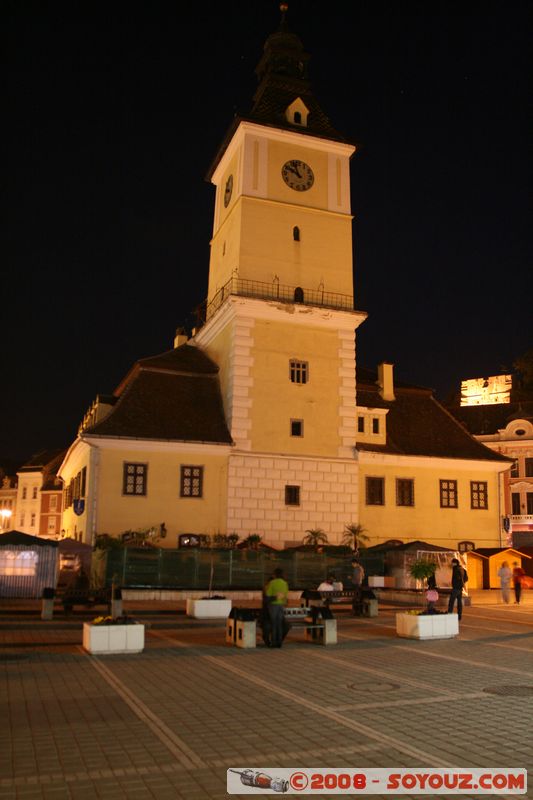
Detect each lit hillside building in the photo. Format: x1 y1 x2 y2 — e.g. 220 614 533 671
450 375 533 546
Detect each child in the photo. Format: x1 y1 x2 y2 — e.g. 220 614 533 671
426 573 439 613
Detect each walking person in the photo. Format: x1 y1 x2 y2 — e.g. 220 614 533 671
512 562 526 605
448 558 467 620
265 568 289 648
497 561 512 604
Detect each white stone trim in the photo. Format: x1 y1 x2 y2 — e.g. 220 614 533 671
227 452 359 545
337 329 357 456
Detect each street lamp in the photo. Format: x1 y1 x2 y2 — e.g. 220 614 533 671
0 508 12 531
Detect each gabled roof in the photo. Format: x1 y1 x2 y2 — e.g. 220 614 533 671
472 548 531 559
85 344 232 445
356 368 509 463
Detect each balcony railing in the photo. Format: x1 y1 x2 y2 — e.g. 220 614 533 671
511 514 533 524
202 277 355 323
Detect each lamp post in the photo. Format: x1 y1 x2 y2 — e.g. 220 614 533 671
0 508 12 531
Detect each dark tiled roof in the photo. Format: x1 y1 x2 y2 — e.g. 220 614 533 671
206 15 352 180
356 383 509 463
448 401 533 436
20 448 65 471
0 531 58 548
86 345 232 445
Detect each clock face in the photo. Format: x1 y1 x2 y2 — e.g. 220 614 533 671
281 160 314 191
224 174 233 207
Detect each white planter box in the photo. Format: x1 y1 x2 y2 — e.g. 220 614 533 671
368 576 384 588
186 598 232 618
83 622 145 654
396 612 459 640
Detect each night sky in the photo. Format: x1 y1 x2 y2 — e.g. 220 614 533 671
3 0 531 466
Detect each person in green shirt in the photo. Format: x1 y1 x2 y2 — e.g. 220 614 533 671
265 568 289 648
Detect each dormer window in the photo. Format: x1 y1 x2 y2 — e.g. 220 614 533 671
285 97 309 127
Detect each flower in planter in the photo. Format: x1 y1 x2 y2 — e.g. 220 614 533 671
92 615 136 625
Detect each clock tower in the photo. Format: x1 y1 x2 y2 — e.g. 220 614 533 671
194 5 366 546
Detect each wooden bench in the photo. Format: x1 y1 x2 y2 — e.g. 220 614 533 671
301 589 378 617
61 589 112 615
227 606 337 648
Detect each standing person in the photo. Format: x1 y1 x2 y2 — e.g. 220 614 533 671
351 559 365 615
497 561 512 604
512 562 526 605
261 574 274 647
448 558 467 620
351 559 365 588
265 568 289 648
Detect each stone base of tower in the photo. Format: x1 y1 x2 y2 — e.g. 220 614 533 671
227 452 359 549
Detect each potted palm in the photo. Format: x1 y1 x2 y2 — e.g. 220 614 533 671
302 528 328 551
186 536 232 619
342 523 369 556
396 559 458 640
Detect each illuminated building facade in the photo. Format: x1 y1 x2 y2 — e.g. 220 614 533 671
15 450 64 539
58 10 509 551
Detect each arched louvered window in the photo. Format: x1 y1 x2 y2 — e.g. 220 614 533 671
294 287 304 303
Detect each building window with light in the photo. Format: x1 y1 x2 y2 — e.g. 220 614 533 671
366 477 384 506
458 541 475 552
289 360 308 384
440 480 458 508
180 466 203 498
470 481 488 509
123 463 147 496
396 478 414 507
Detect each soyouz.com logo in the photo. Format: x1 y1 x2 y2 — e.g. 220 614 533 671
227 767 527 794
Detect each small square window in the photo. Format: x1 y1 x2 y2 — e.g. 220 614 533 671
290 419 303 437
289 360 308 384
181 466 204 498
285 485 300 506
123 463 147 496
